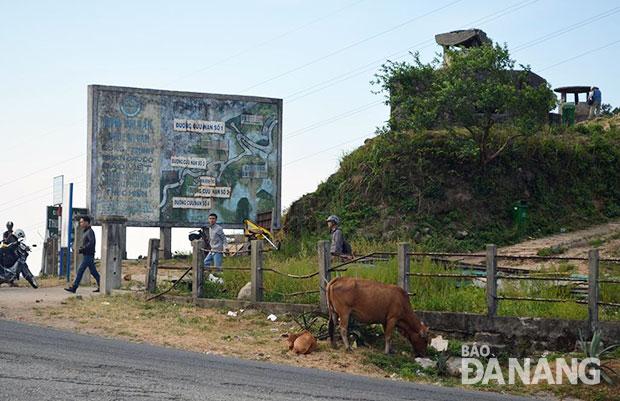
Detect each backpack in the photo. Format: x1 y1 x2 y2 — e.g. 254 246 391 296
342 239 352 255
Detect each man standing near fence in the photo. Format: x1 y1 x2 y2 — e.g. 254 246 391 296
203 213 226 270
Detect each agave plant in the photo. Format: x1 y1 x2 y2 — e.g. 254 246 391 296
435 350 451 377
293 311 330 338
577 329 619 385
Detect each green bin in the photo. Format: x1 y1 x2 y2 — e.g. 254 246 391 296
513 200 528 227
562 103 575 126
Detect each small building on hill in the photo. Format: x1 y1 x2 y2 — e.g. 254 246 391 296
554 86 592 123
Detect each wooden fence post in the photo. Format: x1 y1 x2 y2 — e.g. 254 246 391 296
486 244 498 319
251 240 263 303
398 242 411 294
318 240 331 313
192 239 205 299
145 238 159 294
588 249 599 336
159 227 172 260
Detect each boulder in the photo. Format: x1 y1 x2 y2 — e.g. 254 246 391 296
414 357 437 369
237 281 252 300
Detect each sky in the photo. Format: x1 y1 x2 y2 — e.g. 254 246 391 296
1 0 619 274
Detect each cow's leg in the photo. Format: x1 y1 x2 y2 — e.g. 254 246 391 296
383 318 397 355
329 311 339 349
339 312 352 352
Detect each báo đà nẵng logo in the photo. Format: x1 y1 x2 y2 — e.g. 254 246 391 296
460 344 601 385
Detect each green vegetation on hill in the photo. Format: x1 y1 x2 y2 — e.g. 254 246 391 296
282 118 620 252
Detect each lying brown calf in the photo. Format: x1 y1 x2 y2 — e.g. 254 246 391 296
327 277 429 355
287 330 318 355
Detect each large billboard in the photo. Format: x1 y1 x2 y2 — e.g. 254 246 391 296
87 85 282 228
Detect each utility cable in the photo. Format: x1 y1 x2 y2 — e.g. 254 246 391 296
285 100 383 139
162 0 367 87
283 135 368 166
0 154 85 189
284 0 541 103
537 38 620 73
239 0 465 93
511 6 620 53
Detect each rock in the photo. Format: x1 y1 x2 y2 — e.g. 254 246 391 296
241 308 260 316
237 281 252 300
430 335 449 352
415 357 437 369
455 230 469 239
446 357 463 377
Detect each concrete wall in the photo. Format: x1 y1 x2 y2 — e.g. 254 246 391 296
418 311 620 352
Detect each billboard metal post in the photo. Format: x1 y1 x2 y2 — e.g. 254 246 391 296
58 206 63 277
53 176 64 278
66 183 74 282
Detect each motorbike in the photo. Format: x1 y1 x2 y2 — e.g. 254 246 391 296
0 233 38 288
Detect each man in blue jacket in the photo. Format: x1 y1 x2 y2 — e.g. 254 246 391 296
588 87 602 119
65 216 100 293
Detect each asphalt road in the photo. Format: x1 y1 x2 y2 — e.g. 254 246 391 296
0 319 535 401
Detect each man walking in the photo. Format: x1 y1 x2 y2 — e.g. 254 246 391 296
65 216 100 293
203 213 226 269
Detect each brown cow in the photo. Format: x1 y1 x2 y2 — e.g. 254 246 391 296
287 330 318 355
327 277 429 356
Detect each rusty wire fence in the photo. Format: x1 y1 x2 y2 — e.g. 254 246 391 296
142 238 620 328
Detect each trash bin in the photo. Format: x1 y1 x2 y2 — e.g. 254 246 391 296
562 103 575 126
513 200 528 227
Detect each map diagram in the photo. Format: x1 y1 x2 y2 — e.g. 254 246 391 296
88 86 282 228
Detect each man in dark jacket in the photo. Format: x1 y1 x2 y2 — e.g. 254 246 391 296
65 216 100 293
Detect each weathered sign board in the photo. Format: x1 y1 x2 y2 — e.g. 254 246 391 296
46 206 59 237
87 85 282 228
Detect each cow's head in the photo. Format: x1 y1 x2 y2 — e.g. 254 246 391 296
286 332 300 349
403 323 430 356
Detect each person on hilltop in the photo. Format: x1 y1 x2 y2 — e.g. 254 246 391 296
588 86 602 119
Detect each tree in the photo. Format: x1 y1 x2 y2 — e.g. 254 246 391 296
374 43 556 167
601 103 620 116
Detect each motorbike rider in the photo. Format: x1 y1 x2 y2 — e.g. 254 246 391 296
2 221 17 245
1 226 25 287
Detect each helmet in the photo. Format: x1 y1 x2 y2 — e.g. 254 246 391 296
14 229 25 240
326 215 340 225
6 221 13 229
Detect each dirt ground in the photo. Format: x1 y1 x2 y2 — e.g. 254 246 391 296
451 220 620 273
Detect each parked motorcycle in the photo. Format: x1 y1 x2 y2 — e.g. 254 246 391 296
0 229 38 288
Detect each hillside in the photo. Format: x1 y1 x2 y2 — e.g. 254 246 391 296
282 116 620 251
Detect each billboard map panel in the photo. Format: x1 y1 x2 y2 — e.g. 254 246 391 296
87 85 282 228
